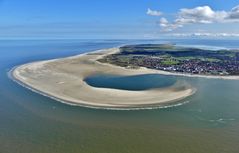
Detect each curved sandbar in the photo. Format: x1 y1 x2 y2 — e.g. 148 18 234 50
12 48 196 109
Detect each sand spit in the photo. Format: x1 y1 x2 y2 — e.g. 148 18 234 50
12 48 198 109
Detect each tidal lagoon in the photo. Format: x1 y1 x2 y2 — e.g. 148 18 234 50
1 39 239 153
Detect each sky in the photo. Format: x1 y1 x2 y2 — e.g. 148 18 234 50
1 0 239 39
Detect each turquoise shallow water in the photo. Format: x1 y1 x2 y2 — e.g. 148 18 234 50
1 39 239 153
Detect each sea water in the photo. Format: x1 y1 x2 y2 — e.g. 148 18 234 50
84 74 177 91
0 39 239 153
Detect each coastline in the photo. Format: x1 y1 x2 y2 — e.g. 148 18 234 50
97 49 239 80
9 69 193 110
10 47 199 109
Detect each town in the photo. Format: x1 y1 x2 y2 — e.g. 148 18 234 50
98 44 239 75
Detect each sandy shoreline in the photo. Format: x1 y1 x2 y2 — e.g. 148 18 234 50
11 47 200 109
97 49 239 80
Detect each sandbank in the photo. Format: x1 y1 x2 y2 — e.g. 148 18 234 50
12 48 198 109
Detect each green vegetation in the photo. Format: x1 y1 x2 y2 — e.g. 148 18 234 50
161 59 180 65
99 44 239 75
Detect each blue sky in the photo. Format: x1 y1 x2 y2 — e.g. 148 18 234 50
1 0 239 39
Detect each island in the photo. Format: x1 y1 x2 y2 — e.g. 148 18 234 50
11 45 199 109
99 44 239 76
12 44 239 109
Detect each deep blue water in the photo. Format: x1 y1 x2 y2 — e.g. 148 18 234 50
84 74 177 90
1 39 239 153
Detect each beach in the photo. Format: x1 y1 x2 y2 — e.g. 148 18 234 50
12 48 197 109
2 39 239 153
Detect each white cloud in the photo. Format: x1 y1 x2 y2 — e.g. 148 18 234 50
159 17 168 27
169 32 239 37
158 17 182 31
228 5 239 19
176 6 228 24
147 8 162 16
152 5 239 31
